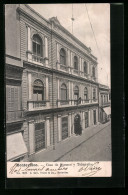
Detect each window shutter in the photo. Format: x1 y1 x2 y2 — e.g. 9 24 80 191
6 86 11 112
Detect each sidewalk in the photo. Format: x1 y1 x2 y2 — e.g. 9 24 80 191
32 121 111 162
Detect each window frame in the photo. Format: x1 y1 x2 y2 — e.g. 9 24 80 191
74 85 79 100
60 48 66 66
61 83 67 101
84 61 88 74
84 87 88 100
32 34 42 57
74 56 78 70
33 79 44 101
93 88 96 100
92 66 95 77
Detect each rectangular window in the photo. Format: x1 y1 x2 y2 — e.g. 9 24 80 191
93 110 96 125
35 122 45 152
85 112 88 128
62 117 68 140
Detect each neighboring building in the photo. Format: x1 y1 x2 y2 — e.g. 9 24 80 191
6 4 104 162
98 84 111 124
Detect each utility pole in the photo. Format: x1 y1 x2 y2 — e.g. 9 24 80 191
71 4 75 34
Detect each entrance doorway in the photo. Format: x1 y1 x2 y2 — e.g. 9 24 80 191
35 122 45 152
74 114 82 135
93 110 96 125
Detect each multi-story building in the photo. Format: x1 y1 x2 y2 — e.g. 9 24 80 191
6 4 101 162
98 84 111 124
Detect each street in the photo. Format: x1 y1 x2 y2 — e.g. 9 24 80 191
57 123 111 161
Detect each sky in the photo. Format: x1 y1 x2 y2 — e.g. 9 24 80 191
28 4 110 87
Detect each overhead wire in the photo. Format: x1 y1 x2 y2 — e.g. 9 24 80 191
85 4 109 85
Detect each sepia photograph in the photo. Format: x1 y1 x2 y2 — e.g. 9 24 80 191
5 3 111 178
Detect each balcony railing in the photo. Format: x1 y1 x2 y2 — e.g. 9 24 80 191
27 100 50 110
73 69 79 74
92 98 98 102
101 101 111 107
6 110 23 122
59 100 69 105
32 54 44 64
60 64 67 71
57 99 90 106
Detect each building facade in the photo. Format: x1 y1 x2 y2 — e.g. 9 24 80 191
6 4 103 162
98 84 111 124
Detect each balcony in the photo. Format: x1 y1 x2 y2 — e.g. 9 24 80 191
27 100 50 111
27 51 49 66
32 54 44 64
73 69 79 75
101 101 111 107
91 98 98 103
57 99 90 107
60 64 67 71
6 110 23 123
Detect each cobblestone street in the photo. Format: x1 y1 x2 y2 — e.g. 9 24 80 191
57 123 111 161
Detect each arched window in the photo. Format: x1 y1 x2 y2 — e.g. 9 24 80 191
60 48 66 65
93 88 96 100
74 56 78 70
74 86 79 100
32 34 42 56
84 87 88 100
92 66 95 77
61 83 67 100
84 62 88 74
33 79 44 101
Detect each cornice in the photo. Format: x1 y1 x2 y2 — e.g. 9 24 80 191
23 61 99 86
24 103 99 117
17 6 97 64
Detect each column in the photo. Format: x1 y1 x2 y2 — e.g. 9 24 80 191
57 79 60 106
56 43 60 69
46 76 49 107
46 117 50 147
81 58 83 76
68 50 71 73
69 81 71 105
91 110 94 125
28 73 33 110
71 82 74 105
29 121 35 155
45 36 48 66
68 113 72 136
71 112 74 134
27 26 32 61
79 57 81 75
70 52 73 73
58 115 61 142
87 62 90 77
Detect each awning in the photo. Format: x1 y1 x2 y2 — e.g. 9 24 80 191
7 132 28 161
103 107 111 115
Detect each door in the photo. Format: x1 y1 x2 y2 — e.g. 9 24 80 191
74 114 82 135
62 117 68 140
93 110 96 125
85 112 88 128
35 122 45 152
